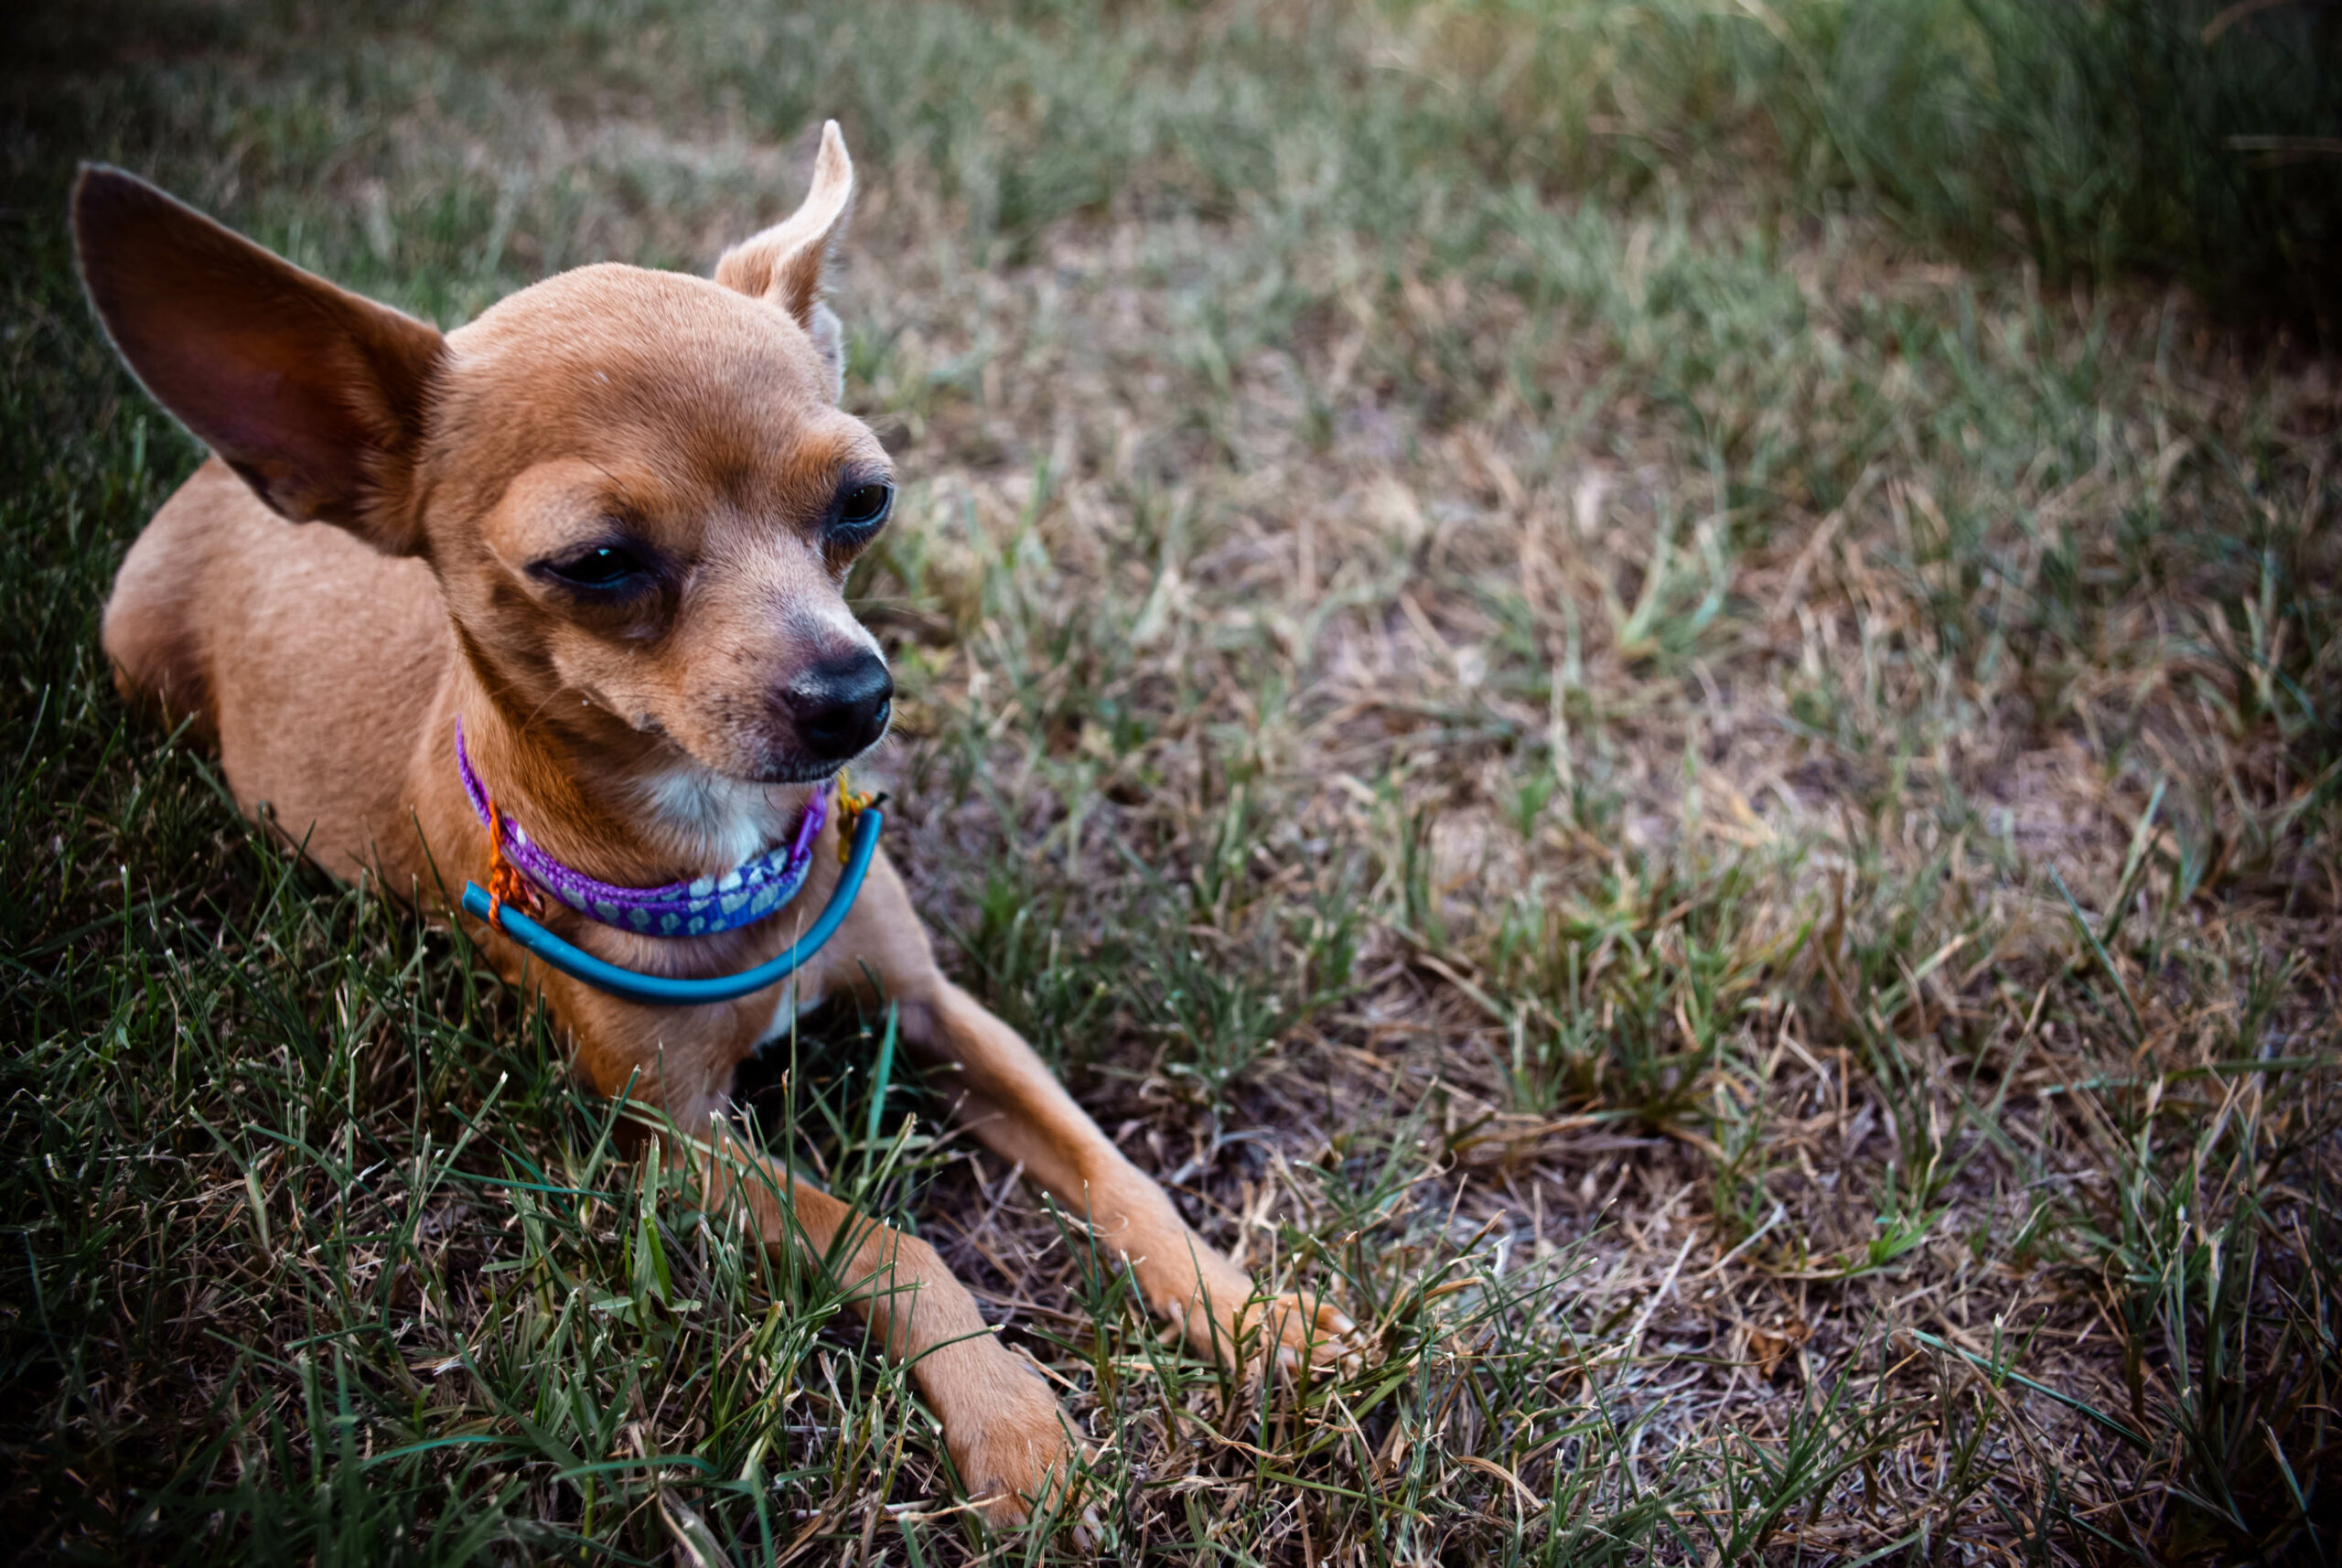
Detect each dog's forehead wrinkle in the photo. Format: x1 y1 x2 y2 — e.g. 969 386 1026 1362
701 420 886 529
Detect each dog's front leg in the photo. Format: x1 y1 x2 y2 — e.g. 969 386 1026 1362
834 860 1357 1377
902 983 1357 1376
659 1118 1079 1520
555 982 1080 1528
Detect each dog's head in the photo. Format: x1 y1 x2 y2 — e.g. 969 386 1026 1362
73 124 892 785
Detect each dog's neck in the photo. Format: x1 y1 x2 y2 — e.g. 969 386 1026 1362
449 663 817 889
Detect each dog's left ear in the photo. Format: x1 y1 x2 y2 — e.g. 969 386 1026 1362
715 120 854 401
72 166 445 552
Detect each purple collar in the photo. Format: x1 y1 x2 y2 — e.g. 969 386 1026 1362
456 718 828 937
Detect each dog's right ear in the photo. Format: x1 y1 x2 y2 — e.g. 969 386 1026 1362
71 165 445 553
714 122 854 400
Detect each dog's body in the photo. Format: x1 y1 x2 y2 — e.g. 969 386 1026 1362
80 127 1348 1524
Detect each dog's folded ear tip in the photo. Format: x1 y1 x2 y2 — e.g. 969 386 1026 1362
814 119 853 182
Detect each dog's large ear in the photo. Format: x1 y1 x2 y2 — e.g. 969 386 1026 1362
714 121 854 401
71 165 445 553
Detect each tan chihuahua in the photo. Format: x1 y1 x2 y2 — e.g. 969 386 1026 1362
75 124 1352 1526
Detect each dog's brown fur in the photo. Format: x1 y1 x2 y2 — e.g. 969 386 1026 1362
77 125 1352 1525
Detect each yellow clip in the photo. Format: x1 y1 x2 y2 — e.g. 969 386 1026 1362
835 768 876 864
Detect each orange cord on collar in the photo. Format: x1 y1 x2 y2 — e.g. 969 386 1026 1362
483 793 543 929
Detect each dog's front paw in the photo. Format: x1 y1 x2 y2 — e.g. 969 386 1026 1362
1165 1283 1363 1380
1240 1291 1364 1381
946 1376 1087 1533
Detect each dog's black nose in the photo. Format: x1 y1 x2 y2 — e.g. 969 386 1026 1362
785 651 893 761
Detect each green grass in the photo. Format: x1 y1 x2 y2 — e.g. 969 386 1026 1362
1395 0 2342 338
4 0 2339 1563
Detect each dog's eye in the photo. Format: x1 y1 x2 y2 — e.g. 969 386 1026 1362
543 544 650 591
833 482 894 535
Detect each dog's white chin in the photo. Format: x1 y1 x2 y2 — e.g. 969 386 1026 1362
635 758 819 867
